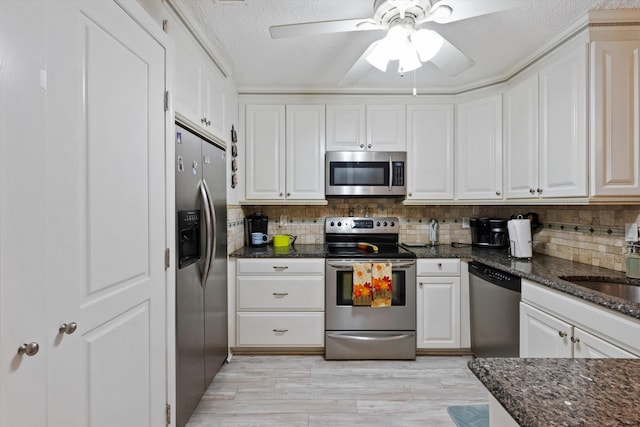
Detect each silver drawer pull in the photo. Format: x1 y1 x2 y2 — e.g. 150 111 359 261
272 329 288 335
558 331 567 338
17 342 40 357
437 262 442 268
272 292 289 298
272 266 289 271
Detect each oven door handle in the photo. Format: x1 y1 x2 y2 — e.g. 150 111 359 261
326 260 416 270
327 333 414 342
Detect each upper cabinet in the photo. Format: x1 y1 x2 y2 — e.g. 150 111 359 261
406 104 454 201
455 95 503 200
244 104 326 204
504 40 588 200
326 104 406 151
590 40 640 199
163 5 227 142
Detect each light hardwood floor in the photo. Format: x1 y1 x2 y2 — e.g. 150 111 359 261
186 355 488 426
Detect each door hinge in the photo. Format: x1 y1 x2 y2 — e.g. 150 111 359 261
165 248 170 270
165 403 171 425
164 91 170 112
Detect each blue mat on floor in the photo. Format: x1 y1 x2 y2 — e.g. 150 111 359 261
447 404 489 427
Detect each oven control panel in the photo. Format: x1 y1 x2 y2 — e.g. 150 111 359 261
325 217 400 234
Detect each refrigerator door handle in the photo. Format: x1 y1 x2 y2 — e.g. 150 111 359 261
199 180 213 288
202 178 217 287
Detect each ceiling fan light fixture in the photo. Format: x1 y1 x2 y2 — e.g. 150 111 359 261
398 43 422 73
411 29 444 62
366 41 391 71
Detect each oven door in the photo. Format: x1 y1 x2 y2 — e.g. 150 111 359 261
325 259 416 331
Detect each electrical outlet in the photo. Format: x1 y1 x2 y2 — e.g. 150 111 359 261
279 215 287 226
462 217 470 228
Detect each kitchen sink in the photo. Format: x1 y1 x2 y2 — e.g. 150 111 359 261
559 276 640 303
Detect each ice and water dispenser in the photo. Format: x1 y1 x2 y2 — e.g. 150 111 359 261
178 210 201 268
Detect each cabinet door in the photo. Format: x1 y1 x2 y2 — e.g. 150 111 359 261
573 327 638 358
455 95 503 200
504 75 539 199
286 105 326 200
520 303 572 358
202 62 226 140
417 277 460 348
590 40 640 197
538 44 587 197
326 104 366 151
406 105 454 200
366 105 407 151
245 105 286 200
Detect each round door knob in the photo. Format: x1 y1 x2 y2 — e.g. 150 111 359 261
537 188 543 194
408 193 412 197
558 331 567 338
59 322 78 335
496 191 501 196
367 144 372 149
287 192 291 197
359 144 365 149
529 188 535 194
17 342 39 356
279 192 284 197
571 336 580 344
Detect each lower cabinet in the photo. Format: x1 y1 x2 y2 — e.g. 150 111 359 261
520 280 639 358
416 259 461 349
236 258 324 348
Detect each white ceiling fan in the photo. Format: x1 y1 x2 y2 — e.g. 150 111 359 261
270 0 524 85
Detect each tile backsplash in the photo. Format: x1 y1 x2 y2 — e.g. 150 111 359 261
227 199 640 272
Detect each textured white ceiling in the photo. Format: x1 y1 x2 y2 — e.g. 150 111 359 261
182 0 640 93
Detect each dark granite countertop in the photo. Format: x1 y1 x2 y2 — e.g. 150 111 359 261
468 357 640 427
229 243 640 320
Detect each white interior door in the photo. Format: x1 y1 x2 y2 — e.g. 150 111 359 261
45 1 167 425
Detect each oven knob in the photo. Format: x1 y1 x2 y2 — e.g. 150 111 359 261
383 221 388 227
330 221 335 227
376 221 381 227
337 221 342 227
390 221 395 227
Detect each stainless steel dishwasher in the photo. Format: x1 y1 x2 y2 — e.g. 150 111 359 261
469 262 522 357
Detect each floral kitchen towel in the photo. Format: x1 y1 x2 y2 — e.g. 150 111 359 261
371 262 392 308
352 262 372 306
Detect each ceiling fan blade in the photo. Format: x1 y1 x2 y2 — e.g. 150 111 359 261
338 41 377 86
270 18 379 39
429 36 474 76
427 0 525 24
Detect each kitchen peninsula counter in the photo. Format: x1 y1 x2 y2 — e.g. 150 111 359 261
468 357 640 427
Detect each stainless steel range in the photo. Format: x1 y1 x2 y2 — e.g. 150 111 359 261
324 217 416 360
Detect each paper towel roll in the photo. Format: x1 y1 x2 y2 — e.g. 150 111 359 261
508 219 532 258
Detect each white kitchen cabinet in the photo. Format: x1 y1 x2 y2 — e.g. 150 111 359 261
236 259 325 348
504 74 539 199
416 259 461 349
326 104 405 151
245 105 286 200
326 104 366 151
367 105 407 151
520 280 640 358
590 40 640 198
244 104 326 203
166 7 226 141
455 95 503 200
406 105 454 201
538 43 588 198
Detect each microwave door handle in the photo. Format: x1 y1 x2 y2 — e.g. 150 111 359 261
388 156 393 192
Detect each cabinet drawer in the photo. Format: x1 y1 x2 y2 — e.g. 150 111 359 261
416 259 460 276
237 276 324 310
237 258 324 275
237 312 324 346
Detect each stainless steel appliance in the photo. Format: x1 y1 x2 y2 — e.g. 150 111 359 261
324 217 416 360
325 151 406 197
175 124 227 427
470 218 509 248
469 262 521 357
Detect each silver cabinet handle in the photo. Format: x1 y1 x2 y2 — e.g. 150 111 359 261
272 292 289 298
367 144 372 149
206 119 211 126
272 266 289 271
287 192 291 197
272 329 288 334
359 143 365 149
58 322 78 335
558 331 567 338
496 191 501 196
537 188 543 194
279 192 284 197
571 336 580 344
437 262 442 268
529 188 535 194
17 342 39 356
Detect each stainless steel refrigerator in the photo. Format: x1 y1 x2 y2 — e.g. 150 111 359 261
175 124 227 427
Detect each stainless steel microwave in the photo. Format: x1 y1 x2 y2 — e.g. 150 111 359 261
325 151 406 197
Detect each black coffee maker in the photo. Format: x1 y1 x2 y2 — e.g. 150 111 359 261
245 212 269 247
470 218 509 248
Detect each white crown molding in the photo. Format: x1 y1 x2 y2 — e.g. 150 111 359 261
163 0 232 77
